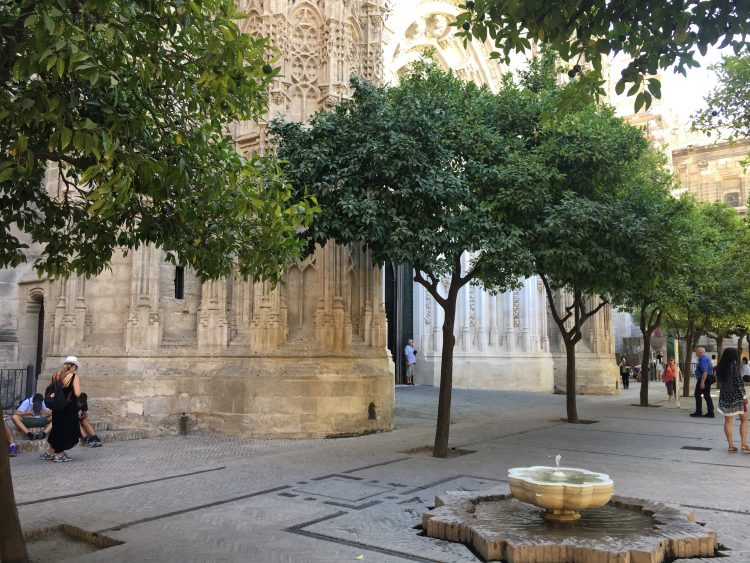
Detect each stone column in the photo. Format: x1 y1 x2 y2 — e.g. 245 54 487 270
488 293 498 349
249 280 285 351
125 245 162 352
197 279 229 350
536 277 549 352
370 261 386 349
506 291 517 352
51 277 79 354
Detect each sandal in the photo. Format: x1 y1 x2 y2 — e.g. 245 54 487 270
728 446 738 453
741 445 750 453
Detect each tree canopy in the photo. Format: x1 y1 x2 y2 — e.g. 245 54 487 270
0 0 312 280
693 52 750 142
271 62 554 456
660 199 750 391
456 1 750 111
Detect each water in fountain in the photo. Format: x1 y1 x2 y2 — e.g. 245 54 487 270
472 497 658 539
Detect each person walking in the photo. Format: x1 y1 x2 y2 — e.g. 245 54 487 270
690 347 715 418
618 356 630 390
41 356 82 462
715 347 748 452
664 359 679 401
404 339 417 385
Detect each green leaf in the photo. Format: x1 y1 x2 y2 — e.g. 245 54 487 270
0 166 15 183
634 92 645 112
60 126 72 149
44 13 55 33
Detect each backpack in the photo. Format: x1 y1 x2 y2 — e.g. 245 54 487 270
44 375 73 412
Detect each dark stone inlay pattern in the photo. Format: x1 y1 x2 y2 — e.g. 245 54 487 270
682 446 712 451
286 512 443 563
341 457 410 474
18 466 227 506
401 474 505 496
96 485 292 533
323 499 382 510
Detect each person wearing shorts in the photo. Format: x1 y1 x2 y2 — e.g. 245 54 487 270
11 393 52 440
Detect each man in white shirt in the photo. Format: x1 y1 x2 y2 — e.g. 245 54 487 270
11 393 52 440
404 339 417 385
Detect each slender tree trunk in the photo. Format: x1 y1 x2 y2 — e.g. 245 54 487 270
0 445 28 562
640 329 652 407
682 322 695 397
714 333 724 363
638 307 662 407
432 290 458 458
564 337 579 423
737 330 746 359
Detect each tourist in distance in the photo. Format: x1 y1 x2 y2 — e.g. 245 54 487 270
404 339 417 385
10 392 52 440
3 416 18 457
715 347 748 453
690 347 715 418
618 356 630 390
664 359 681 402
41 356 82 462
741 357 750 382
632 364 641 382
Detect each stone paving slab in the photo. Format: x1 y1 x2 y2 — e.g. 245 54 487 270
8 385 750 562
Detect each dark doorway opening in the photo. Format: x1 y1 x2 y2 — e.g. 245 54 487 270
384 264 413 385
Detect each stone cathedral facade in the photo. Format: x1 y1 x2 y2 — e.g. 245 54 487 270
0 0 618 439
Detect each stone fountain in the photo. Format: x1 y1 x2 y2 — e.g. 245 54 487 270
422 456 718 562
507 455 613 521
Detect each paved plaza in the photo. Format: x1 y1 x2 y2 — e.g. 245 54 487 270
9 385 750 562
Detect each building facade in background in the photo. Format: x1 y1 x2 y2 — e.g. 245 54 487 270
0 1 623 438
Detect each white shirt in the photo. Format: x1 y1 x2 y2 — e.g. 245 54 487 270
17 398 49 413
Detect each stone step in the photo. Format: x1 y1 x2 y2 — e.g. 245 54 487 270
13 428 148 454
9 419 110 442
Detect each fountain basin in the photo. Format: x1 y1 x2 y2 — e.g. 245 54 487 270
508 466 613 521
422 487 718 562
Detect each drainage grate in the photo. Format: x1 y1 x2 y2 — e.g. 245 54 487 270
681 446 712 451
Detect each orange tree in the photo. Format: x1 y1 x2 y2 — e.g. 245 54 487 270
0 0 313 560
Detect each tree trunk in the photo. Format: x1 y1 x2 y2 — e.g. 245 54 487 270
640 328 652 407
0 445 28 562
682 323 695 397
737 330 746 359
714 333 724 363
564 337 579 423
432 290 458 458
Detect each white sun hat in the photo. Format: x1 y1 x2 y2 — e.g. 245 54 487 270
64 355 80 369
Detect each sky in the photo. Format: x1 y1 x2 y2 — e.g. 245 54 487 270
662 47 729 125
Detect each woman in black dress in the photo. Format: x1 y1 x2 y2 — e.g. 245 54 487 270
716 348 748 453
42 356 81 462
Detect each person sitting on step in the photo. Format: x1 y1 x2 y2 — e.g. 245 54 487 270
11 392 52 440
77 393 102 447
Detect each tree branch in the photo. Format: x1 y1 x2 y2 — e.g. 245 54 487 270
414 269 446 309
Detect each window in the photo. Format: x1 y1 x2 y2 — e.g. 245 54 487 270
174 266 185 299
724 192 741 207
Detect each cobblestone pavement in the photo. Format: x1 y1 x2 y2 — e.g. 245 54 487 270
9 385 750 562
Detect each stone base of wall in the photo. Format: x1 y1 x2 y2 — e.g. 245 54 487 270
40 347 394 439
414 353 555 393
553 353 620 395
